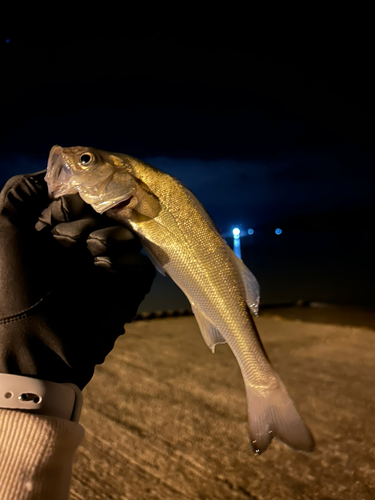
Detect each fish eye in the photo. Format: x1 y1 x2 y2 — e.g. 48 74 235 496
79 152 95 168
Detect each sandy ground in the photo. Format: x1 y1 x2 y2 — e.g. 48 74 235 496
70 308 375 500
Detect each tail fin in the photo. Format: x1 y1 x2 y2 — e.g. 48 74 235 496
246 374 315 455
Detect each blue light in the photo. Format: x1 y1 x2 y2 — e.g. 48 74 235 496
275 228 282 235
5 39 10 44
232 227 241 258
248 228 254 235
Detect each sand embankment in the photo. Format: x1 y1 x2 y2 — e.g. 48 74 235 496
70 309 375 500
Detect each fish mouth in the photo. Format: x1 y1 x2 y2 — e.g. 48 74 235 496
110 196 133 210
97 194 133 213
45 145 77 198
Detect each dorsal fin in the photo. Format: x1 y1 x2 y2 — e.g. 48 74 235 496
230 249 260 315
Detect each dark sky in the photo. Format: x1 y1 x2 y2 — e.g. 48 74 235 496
1 27 374 234
0 22 374 307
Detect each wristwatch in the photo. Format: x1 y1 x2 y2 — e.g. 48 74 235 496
0 374 82 422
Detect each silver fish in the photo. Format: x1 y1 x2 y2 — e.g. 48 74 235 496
45 145 315 455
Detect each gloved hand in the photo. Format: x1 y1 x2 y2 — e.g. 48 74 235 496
0 171 155 389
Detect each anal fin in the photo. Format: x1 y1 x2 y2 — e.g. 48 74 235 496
192 306 226 353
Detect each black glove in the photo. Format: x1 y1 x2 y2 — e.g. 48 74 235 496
0 171 155 389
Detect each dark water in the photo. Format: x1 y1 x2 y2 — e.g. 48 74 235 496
139 229 374 313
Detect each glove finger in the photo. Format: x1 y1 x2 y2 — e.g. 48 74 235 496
0 171 48 226
51 217 103 248
38 193 96 228
51 194 92 222
36 203 55 230
87 226 142 257
93 252 153 271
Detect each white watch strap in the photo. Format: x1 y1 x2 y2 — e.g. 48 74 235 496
0 374 83 422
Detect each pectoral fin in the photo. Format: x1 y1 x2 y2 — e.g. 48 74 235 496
143 246 167 276
192 306 226 353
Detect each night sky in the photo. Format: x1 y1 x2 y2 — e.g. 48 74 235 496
1 27 374 307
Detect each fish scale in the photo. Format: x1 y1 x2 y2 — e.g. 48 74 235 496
45 145 315 455
125 170 273 382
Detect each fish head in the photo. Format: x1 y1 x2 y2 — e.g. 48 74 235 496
45 145 137 213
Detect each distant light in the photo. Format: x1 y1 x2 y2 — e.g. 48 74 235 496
232 227 241 258
248 228 254 235
5 39 10 44
275 228 282 235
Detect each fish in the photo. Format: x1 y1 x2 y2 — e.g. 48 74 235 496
45 145 315 455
